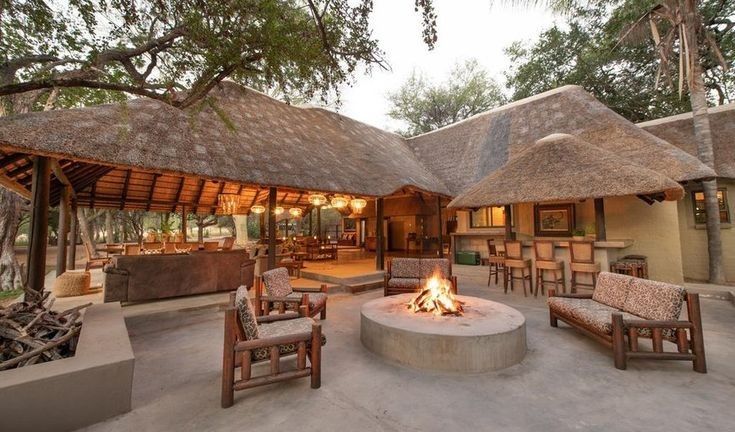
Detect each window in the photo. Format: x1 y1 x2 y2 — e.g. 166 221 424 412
470 206 512 228
692 189 730 224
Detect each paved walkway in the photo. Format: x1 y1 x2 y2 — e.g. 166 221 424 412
83 266 735 432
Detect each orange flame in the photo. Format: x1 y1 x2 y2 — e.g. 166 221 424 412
407 273 463 316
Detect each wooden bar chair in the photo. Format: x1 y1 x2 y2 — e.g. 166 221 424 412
569 240 600 293
503 240 532 297
124 243 141 255
486 239 506 290
533 240 565 297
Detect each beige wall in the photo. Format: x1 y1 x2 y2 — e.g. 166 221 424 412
676 179 735 283
454 196 685 284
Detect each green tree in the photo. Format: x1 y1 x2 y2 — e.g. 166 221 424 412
387 59 507 136
503 0 733 283
1 0 438 110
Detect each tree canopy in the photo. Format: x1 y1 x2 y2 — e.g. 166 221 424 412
0 0 439 112
504 0 734 122
387 59 507 136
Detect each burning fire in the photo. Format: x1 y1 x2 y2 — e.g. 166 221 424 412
407 275 464 316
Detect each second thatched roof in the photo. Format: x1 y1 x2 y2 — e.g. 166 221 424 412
448 134 685 208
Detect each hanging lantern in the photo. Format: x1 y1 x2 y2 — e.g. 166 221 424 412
274 206 285 215
308 194 327 206
218 193 240 215
250 205 266 214
350 198 367 214
331 196 349 209
289 207 303 218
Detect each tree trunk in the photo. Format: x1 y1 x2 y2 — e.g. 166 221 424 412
0 188 24 291
105 210 115 243
78 208 98 257
685 2 725 283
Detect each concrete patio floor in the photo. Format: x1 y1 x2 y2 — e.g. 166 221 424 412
83 265 735 432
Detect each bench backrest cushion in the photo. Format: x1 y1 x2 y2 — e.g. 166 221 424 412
391 258 422 278
622 277 685 321
419 258 450 280
235 286 259 340
592 272 632 310
262 267 293 297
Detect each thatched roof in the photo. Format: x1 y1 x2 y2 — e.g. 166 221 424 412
639 103 735 179
407 85 715 196
448 134 685 208
0 81 451 200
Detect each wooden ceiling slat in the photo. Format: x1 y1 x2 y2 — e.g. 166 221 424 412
0 153 28 172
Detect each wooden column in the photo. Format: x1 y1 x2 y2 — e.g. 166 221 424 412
267 187 277 270
181 205 188 242
285 218 290 238
436 196 444 258
504 204 515 240
309 209 313 236
56 186 71 276
27 157 51 292
594 198 607 241
67 198 78 270
376 198 385 270
316 205 322 240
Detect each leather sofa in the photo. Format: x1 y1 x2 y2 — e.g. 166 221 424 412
103 249 255 303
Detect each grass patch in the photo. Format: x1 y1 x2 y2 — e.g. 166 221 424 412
0 288 23 301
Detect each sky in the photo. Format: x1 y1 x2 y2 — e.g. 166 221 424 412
336 1 559 132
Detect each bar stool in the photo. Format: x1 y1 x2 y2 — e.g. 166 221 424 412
570 240 600 293
533 240 565 297
503 240 532 297
486 239 506 289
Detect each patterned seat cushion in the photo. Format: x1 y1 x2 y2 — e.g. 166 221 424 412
592 272 632 310
390 258 421 278
262 267 293 297
252 317 327 361
235 286 259 340
286 292 328 310
535 260 563 270
419 258 450 279
387 277 420 288
548 297 677 341
622 278 685 321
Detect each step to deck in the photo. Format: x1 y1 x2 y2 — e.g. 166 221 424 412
299 269 384 294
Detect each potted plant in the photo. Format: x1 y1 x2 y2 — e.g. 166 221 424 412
572 229 586 241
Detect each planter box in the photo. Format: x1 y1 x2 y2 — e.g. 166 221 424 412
0 303 135 432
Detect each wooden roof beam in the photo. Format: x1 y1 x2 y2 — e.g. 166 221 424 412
172 176 186 213
212 181 226 215
50 159 77 199
120 169 132 210
0 175 31 199
192 179 205 213
146 173 161 211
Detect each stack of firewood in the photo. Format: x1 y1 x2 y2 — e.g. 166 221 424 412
0 290 90 371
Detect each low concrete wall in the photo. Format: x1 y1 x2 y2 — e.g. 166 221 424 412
0 302 134 432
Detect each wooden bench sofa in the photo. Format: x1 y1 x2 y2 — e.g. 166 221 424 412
547 271 706 372
384 257 457 296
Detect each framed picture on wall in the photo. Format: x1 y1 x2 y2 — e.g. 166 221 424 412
534 204 575 237
343 218 357 232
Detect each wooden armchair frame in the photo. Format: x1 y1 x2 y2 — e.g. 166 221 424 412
221 294 321 408
549 289 706 373
253 275 328 319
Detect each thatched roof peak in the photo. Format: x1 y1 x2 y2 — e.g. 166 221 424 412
448 133 685 208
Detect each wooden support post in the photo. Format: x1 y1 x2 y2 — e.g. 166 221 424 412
181 205 188 242
27 157 51 292
56 186 70 276
504 204 515 240
308 209 313 236
376 198 385 270
259 212 266 240
436 196 444 258
67 197 78 270
594 198 606 241
285 218 290 238
316 205 322 240
267 187 277 270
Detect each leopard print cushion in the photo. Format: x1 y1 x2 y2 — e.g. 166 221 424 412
390 258 422 278
387 277 420 288
235 286 259 341
592 272 632 310
419 259 450 279
262 267 293 297
622 278 685 321
548 297 677 341
252 317 327 361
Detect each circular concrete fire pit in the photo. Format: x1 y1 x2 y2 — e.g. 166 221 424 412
361 294 526 373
